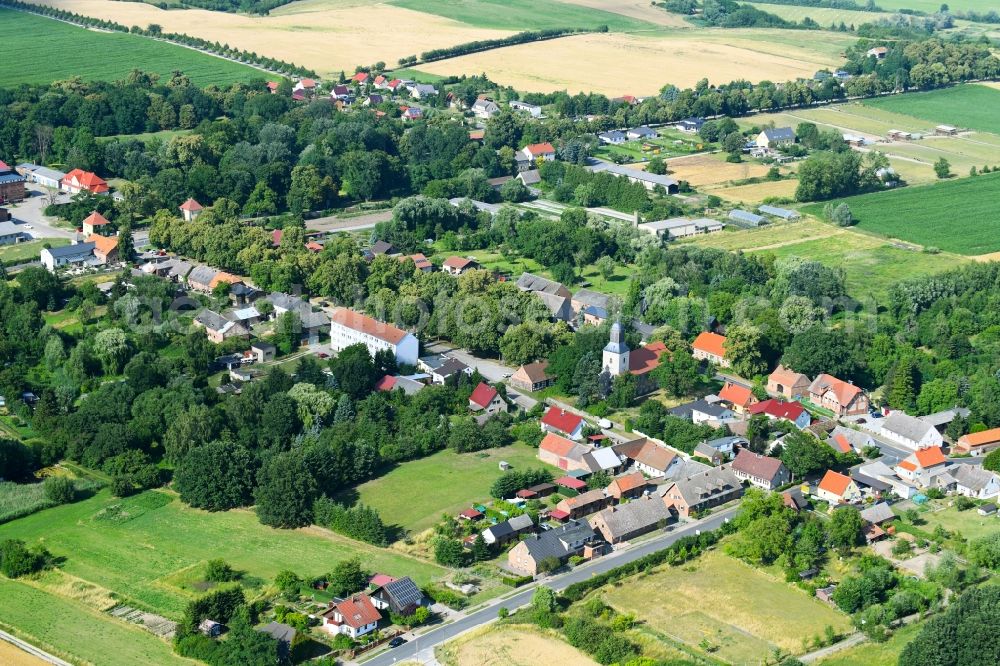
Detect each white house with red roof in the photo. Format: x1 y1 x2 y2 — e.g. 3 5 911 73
517 142 556 167
748 399 811 429
179 198 203 222
321 594 381 639
731 450 790 490
895 447 947 487
469 382 507 415
351 71 369 85
816 469 862 505
691 332 729 367
540 406 585 440
293 78 317 94
372 74 389 89
442 256 478 275
329 307 418 366
61 169 108 195
718 382 757 413
81 210 111 236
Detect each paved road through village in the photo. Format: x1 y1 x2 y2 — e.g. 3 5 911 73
362 506 740 666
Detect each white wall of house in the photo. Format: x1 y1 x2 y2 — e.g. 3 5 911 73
330 322 419 366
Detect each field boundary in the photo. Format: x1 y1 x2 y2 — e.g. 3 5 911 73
0 629 72 666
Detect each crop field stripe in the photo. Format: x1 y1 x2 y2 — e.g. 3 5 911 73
800 171 1000 255
862 85 1000 135
0 8 262 86
387 0 661 32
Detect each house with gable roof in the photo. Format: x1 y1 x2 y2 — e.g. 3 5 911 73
481 513 534 546
321 594 381 639
541 406 585 440
827 426 874 455
469 382 507 415
808 374 869 416
894 447 948 487
659 466 743 519
538 432 591 472
61 169 108 195
329 307 418 366
816 470 862 505
606 471 649 501
614 437 678 478
691 331 729 367
954 427 1000 456
767 365 811 400
731 450 790 490
590 495 674 544
718 382 757 414
951 465 1000 500
880 411 943 451
748 399 811 429
370 576 426 616
507 519 599 575
193 309 249 344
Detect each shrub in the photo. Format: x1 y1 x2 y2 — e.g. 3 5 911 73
43 476 76 504
0 539 51 578
205 559 239 583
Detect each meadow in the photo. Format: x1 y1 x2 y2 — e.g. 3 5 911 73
905 499 1000 543
800 172 1000 255
816 621 922 666
389 0 659 32
0 488 445 618
0 238 69 265
863 84 1000 135
682 218 965 299
0 578 190 666
348 445 546 535
0 9 262 86
601 550 852 663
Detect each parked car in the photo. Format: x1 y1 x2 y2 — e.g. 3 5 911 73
388 637 407 648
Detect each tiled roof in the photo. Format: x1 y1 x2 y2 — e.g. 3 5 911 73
539 432 581 459
818 469 852 496
541 407 583 434
82 211 110 227
608 471 647 494
720 382 754 408
731 450 785 481
522 142 555 156
692 331 726 358
914 447 946 468
809 374 863 407
179 198 203 211
749 399 807 422
328 594 381 629
330 307 410 344
469 382 498 410
957 427 1000 448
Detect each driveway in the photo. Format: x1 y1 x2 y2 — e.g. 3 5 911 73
360 506 739 666
5 185 77 240
306 209 393 234
423 342 516 384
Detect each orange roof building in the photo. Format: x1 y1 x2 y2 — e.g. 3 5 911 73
606 471 648 500
61 169 108 194
691 332 729 367
954 427 1000 455
86 234 119 264
719 382 757 412
808 373 869 416
81 210 110 235
816 470 861 504
329 307 419 366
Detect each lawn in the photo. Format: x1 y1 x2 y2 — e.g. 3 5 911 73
817 621 922 666
0 238 69 265
0 488 445 618
864 84 1000 134
349 445 547 535
451 246 635 296
800 172 1000 255
0 577 189 666
389 0 659 32
908 500 1000 543
0 9 262 86
601 550 852 662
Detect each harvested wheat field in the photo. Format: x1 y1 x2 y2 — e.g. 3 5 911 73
437 624 598 666
665 153 771 187
713 178 799 203
419 31 842 95
0 641 48 666
26 0 507 77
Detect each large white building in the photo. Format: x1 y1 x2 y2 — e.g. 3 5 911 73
879 411 943 451
329 307 419 366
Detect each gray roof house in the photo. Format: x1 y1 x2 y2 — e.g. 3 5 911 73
371 576 425 615
920 407 971 429
517 272 571 298
589 495 675 544
256 622 296 660
880 411 943 449
598 130 627 144
482 513 534 545
659 465 743 519
859 502 895 525
951 465 1000 499
626 126 658 140
508 519 597 574
41 242 96 271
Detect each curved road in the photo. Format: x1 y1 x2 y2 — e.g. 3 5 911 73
362 506 739 666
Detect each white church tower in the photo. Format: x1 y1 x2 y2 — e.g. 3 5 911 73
602 320 630 376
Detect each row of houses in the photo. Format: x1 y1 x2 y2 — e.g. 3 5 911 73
16 164 109 195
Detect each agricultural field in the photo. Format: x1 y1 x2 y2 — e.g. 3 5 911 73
0 238 69 265
558 0 691 27
712 178 799 203
875 0 998 12
749 2 885 25
437 624 598 666
863 84 1000 135
0 578 189 666
800 172 1000 255
418 29 853 95
683 218 965 299
348 445 546 535
666 152 774 187
0 639 47 666
0 9 262 86
389 0 660 32
0 488 445 618
601 550 852 663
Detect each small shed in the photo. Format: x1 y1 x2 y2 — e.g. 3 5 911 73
199 619 223 637
978 502 997 516
499 460 511 471
758 205 801 220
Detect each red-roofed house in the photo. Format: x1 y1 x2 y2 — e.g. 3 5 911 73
895 447 947 486
748 399 811 429
271 229 283 247
400 253 433 272
294 78 317 94
442 256 479 275
541 406 585 440
61 169 108 195
718 382 757 413
691 332 729 367
954 427 1000 456
329 307 419 366
731 450 790 490
517 142 556 165
808 374 869 416
179 198 203 221
352 72 369 84
469 382 506 415
266 81 279 93
373 74 388 89
606 471 648 500
458 508 484 521
322 594 381 639
538 432 590 472
816 470 861 505
615 438 678 478
81 211 110 236
87 234 119 265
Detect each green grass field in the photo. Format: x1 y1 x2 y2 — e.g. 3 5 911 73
0 238 69 265
801 172 1000 255
907 500 1000 543
0 9 263 86
0 488 444 618
389 0 659 32
863 85 1000 135
602 550 851 663
817 621 921 666
0 578 190 666
349 445 546 535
